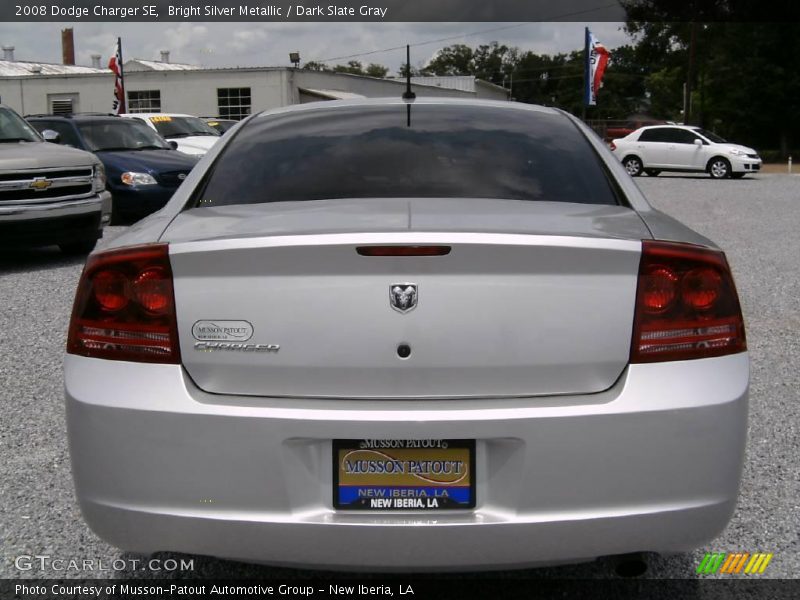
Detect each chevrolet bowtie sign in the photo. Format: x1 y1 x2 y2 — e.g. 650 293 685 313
29 177 52 191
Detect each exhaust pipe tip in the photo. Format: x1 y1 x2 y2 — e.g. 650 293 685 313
613 553 649 578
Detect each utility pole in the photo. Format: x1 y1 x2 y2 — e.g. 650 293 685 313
684 21 698 125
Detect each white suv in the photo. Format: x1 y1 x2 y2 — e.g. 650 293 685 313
611 125 762 179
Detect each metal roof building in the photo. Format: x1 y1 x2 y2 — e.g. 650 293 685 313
389 75 509 99
0 47 509 119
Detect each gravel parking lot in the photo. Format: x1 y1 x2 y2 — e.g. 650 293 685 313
1 173 798 582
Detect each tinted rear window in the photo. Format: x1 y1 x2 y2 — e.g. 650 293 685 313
194 104 619 207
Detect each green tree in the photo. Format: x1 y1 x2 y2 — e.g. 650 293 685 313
423 44 474 75
302 61 328 71
624 12 800 154
364 63 389 78
304 60 389 78
333 60 367 75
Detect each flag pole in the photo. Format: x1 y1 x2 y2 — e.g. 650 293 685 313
582 27 588 121
117 37 126 114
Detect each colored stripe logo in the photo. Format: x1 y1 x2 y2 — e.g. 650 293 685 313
697 552 773 574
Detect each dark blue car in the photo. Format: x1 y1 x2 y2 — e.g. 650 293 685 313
26 114 198 223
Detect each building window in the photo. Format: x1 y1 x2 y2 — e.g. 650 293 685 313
217 88 251 120
127 90 161 113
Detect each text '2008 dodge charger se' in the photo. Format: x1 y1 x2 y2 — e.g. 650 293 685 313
65 98 748 571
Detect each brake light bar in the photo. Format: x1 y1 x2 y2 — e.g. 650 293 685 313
630 240 746 363
66 244 180 364
356 245 451 256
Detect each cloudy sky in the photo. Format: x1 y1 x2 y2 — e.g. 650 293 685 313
0 22 631 72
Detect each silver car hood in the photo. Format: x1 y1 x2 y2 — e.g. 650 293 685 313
0 141 99 170
159 198 652 243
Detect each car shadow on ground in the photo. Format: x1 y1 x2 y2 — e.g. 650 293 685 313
0 246 88 275
643 174 763 181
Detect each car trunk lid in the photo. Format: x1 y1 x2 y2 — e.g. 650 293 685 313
164 199 649 399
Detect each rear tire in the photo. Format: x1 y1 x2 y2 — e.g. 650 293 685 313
59 238 97 255
623 156 643 177
708 157 732 179
644 169 661 177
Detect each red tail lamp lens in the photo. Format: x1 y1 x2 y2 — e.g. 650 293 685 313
642 266 678 313
682 268 722 311
93 270 129 312
133 267 171 314
631 240 746 363
67 244 180 364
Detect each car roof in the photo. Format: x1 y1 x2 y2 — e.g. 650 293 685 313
251 97 560 121
26 114 123 123
120 113 195 118
637 124 699 131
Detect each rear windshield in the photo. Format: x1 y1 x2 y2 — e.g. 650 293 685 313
194 104 618 207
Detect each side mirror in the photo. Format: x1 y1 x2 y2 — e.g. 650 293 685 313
693 138 703 146
41 129 61 144
168 140 179 150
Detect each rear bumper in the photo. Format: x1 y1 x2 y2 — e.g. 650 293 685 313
0 191 110 246
65 353 749 571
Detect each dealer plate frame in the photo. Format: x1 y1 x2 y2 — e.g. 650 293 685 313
332 439 476 511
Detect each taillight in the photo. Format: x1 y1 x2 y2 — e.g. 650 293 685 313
630 240 746 363
66 244 180 364
609 141 617 151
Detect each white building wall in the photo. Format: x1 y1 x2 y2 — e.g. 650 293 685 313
122 68 288 115
0 67 486 118
0 74 112 115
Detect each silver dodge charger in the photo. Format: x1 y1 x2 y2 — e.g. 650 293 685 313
65 98 748 571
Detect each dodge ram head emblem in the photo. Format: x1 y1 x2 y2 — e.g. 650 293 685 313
390 283 418 313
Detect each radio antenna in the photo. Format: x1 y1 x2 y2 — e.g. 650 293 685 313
402 44 415 100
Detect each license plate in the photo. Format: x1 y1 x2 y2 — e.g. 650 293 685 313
333 439 475 510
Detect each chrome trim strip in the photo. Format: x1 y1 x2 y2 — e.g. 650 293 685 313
0 195 103 220
0 190 95 206
0 175 93 191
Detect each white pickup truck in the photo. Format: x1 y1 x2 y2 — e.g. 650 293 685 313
0 104 111 254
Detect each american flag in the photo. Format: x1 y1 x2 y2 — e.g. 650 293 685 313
108 38 126 114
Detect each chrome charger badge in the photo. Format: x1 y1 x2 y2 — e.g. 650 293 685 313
191 320 279 353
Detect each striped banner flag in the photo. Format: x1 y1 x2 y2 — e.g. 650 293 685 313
108 37 126 114
584 28 610 107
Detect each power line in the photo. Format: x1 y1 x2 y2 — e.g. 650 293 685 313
314 23 533 64
310 2 622 65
